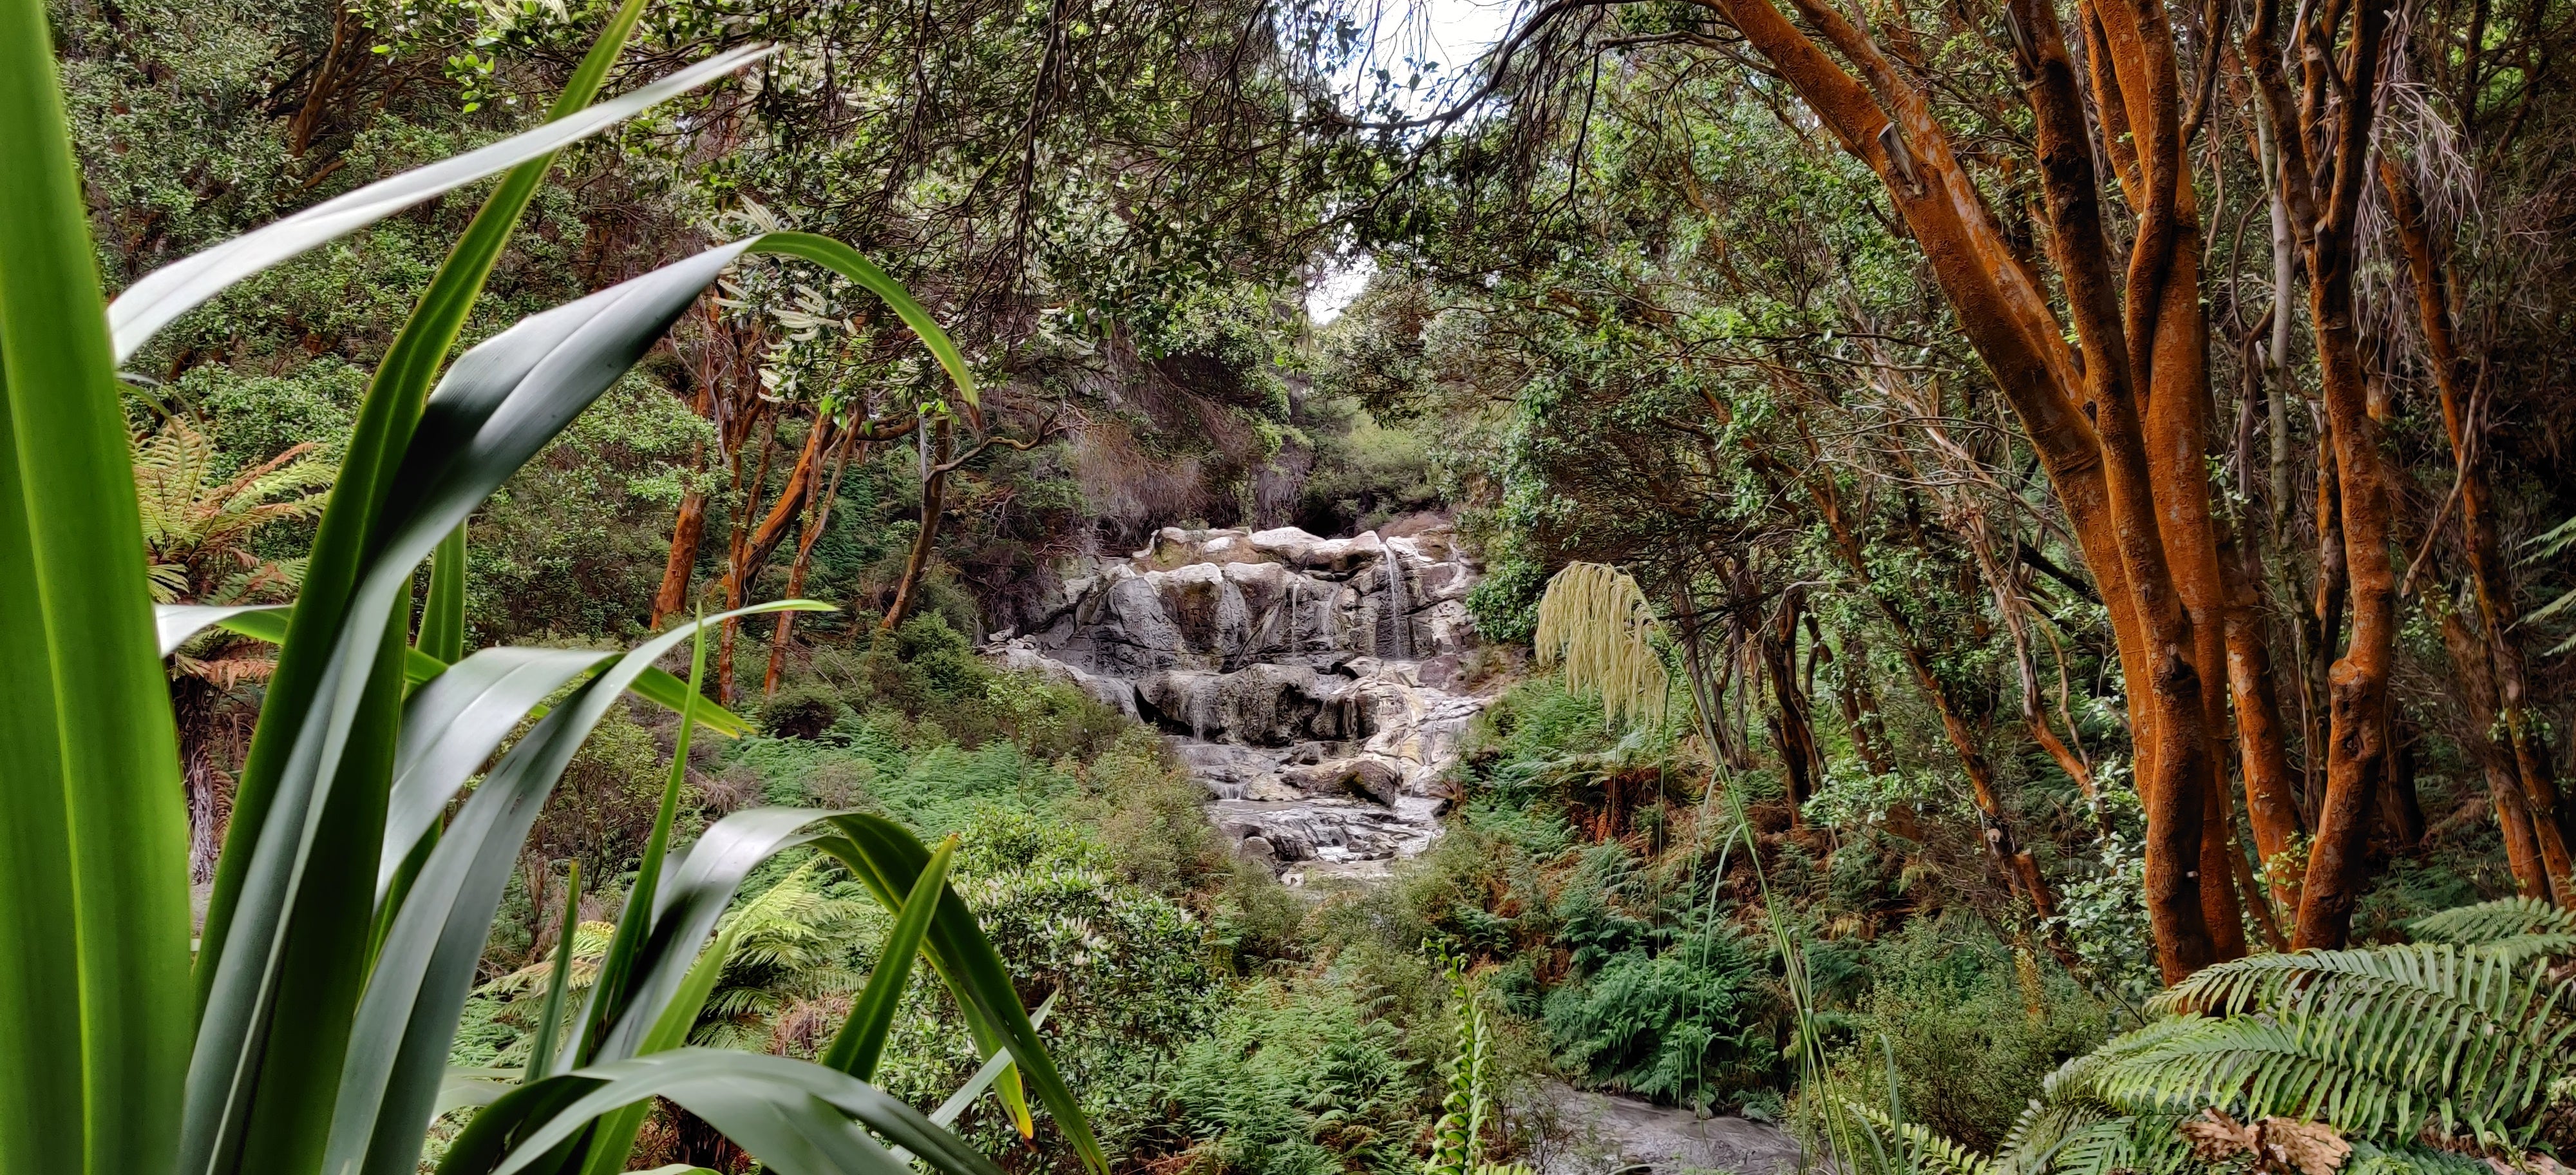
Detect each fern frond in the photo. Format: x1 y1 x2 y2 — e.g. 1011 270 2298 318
2050 1118 2147 1175
1845 1101 1994 1175
2042 1015 2208 1104
2341 1140 2493 1175
2151 941 2568 1040
2090 995 2571 1152
2410 898 2576 946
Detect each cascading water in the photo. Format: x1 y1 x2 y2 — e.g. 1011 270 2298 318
983 524 1488 882
1380 552 1410 660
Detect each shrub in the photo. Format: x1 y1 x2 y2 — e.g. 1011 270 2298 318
1795 918 2108 1157
761 681 849 740
1542 925 1778 1111
1168 973 1434 1175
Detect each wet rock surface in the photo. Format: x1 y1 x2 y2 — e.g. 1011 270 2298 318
985 522 1488 881
1533 1082 1804 1175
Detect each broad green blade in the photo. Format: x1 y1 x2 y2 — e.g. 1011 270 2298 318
0 1 194 1170
436 1067 520 1116
823 837 957 1080
417 524 468 663
813 815 1108 1173
325 605 812 1175
580 807 842 1066
104 45 770 363
928 991 1057 1129
569 622 710 1085
884 989 1058 1166
196 0 674 1057
813 828 1028 1132
187 605 751 736
523 859 585 1084
433 1078 597 1175
190 238 755 1175
380 647 618 900
156 603 288 656
571 921 737 1175
747 234 979 408
480 1050 1007 1175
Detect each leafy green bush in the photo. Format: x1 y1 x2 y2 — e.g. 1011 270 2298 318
762 681 851 740
1168 973 1435 1175
1801 919 2108 1155
1543 924 1778 1110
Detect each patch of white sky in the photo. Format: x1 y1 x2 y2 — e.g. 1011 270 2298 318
1304 0 1517 325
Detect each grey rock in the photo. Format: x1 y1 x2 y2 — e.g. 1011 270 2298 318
986 522 1492 878
1535 1082 1803 1175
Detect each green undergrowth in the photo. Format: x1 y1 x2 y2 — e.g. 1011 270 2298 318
1391 677 2123 1133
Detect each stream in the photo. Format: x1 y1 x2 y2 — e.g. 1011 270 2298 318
986 522 1487 882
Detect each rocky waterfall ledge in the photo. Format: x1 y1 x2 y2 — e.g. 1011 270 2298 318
984 523 1488 881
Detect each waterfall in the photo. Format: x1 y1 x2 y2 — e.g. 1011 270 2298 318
995 523 1483 877
1285 575 1302 658
1379 551 1410 660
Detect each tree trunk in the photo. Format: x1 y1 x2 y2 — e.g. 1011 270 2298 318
763 431 862 696
2221 526 2306 915
652 372 723 630
2383 160 2575 903
2438 604 2552 897
1761 591 1821 817
715 415 778 707
2240 0 2395 950
175 674 232 885
2380 717 2425 849
2018 0 2219 977
1803 468 2054 920
2295 269 2399 950
285 5 366 157
880 415 952 633
1695 0 2225 976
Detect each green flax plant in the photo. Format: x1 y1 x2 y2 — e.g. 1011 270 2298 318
0 2 1101 1173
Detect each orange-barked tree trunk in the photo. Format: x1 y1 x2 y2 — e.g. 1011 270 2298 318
880 414 952 633
1687 0 2237 977
2246 0 2396 948
763 428 864 696
2383 160 2574 904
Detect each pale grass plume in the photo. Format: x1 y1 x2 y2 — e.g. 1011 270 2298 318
1533 562 1669 728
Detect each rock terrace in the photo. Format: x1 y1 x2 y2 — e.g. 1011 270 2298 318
985 522 1488 880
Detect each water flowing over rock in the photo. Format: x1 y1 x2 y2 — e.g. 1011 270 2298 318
985 522 1487 881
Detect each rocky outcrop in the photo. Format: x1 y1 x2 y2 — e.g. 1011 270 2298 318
985 522 1486 879
1533 1082 1802 1175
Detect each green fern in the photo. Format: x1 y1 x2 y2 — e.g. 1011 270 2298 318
2409 897 2576 946
1989 1062 2191 1175
1887 899 2576 1175
2102 939 2576 1151
1846 1100 1996 1175
1426 956 1495 1175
